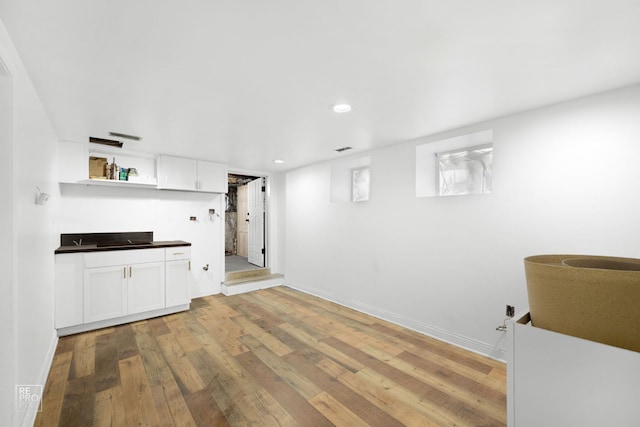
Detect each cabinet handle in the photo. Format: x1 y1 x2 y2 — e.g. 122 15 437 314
188 261 191 271
123 267 126 278
173 252 185 256
129 266 132 277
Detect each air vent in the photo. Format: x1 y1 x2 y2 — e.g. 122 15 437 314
109 132 141 141
334 146 353 153
89 137 123 148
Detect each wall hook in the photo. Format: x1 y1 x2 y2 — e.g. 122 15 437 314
35 186 50 206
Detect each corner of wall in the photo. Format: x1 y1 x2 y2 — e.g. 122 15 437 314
1 13 60 426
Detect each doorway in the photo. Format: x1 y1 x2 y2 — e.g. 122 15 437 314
225 174 266 273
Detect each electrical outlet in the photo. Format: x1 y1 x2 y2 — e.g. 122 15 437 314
506 305 515 318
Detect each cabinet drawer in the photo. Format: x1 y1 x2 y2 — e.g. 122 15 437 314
84 248 165 268
165 246 191 261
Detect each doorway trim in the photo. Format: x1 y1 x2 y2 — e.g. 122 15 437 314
225 170 270 278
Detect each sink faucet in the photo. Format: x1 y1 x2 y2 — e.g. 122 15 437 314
72 239 83 246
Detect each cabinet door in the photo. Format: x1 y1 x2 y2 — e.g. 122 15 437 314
128 262 165 314
55 253 84 328
158 155 197 191
84 265 127 323
166 259 191 306
197 160 228 193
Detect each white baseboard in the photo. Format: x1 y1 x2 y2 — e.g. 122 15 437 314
287 283 507 362
191 284 222 299
57 304 190 336
191 288 220 298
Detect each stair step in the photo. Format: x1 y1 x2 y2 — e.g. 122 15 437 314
225 267 270 282
221 273 284 296
223 273 282 286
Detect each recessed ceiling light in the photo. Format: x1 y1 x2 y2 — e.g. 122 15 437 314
273 159 285 164
332 103 352 113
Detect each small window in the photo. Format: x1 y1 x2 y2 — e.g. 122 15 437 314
330 156 371 203
415 129 492 198
351 166 370 202
436 144 493 196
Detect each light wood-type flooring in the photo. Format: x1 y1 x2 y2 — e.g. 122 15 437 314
35 286 506 426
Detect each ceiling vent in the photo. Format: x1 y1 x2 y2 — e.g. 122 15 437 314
334 146 353 153
89 132 141 148
109 132 141 141
89 136 123 148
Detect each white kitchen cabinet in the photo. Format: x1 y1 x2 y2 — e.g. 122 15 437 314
84 248 165 323
54 253 84 328
166 260 190 306
165 247 190 307
157 155 197 191
55 246 191 336
158 155 227 193
84 261 165 323
58 144 226 192
84 265 127 323
127 262 165 314
84 247 165 268
196 160 228 193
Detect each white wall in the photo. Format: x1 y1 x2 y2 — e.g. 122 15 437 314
56 185 225 297
267 172 286 274
283 84 640 360
0 17 59 427
0 44 15 427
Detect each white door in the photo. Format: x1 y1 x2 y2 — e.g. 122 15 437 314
247 178 265 267
236 184 249 257
127 262 165 314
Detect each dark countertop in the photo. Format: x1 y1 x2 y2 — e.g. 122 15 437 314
55 240 191 254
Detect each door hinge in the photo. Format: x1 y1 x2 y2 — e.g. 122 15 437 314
261 248 265 254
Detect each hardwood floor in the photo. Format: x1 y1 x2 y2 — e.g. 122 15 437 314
36 287 506 426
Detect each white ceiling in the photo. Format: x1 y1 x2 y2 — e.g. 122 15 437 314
1 0 639 173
